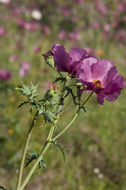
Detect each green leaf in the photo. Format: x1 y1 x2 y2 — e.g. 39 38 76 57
25 151 39 168
39 159 46 169
17 83 38 102
44 56 54 68
0 186 13 190
0 186 6 190
53 140 66 161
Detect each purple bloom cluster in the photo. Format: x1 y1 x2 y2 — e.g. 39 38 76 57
51 44 123 105
0 69 11 81
52 44 93 76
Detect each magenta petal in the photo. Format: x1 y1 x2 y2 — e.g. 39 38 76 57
79 57 98 82
104 75 123 94
91 60 113 81
52 44 68 72
97 93 105 105
114 75 123 89
69 48 86 62
103 66 117 86
67 48 86 75
105 91 121 101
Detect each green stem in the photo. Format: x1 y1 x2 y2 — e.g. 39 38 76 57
16 112 38 190
53 91 94 141
53 112 78 141
19 124 56 190
81 91 94 106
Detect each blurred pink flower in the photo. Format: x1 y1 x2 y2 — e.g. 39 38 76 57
19 61 30 77
69 29 81 41
43 25 50 35
112 21 119 28
117 3 125 12
43 82 52 90
75 0 85 3
10 55 18 62
85 47 95 55
115 30 125 41
91 22 100 29
0 27 6 36
33 45 41 53
102 32 109 39
0 69 11 81
17 19 25 27
24 21 40 32
96 1 107 16
58 30 67 40
104 24 111 32
12 8 20 17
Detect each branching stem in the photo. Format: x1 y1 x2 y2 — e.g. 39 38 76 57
16 111 38 190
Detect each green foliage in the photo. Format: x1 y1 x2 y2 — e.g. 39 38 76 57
52 140 66 161
0 186 13 190
17 83 63 124
25 151 46 169
17 83 38 103
43 56 54 68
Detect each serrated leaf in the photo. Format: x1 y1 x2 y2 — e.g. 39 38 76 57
0 186 6 190
17 83 38 102
39 159 46 169
53 141 66 161
25 151 39 168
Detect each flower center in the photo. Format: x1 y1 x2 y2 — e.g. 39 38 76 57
93 80 102 88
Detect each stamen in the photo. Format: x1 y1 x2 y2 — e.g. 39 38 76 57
93 80 102 87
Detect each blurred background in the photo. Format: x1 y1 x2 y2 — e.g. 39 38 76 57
0 0 126 189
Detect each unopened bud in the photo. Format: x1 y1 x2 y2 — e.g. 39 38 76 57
42 50 55 68
52 83 58 90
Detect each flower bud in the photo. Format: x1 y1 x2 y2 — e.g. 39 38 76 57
42 50 55 68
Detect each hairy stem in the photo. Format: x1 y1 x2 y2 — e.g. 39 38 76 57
16 111 38 190
19 124 56 190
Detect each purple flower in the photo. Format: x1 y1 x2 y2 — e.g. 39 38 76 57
0 69 11 81
51 44 93 76
78 59 123 105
